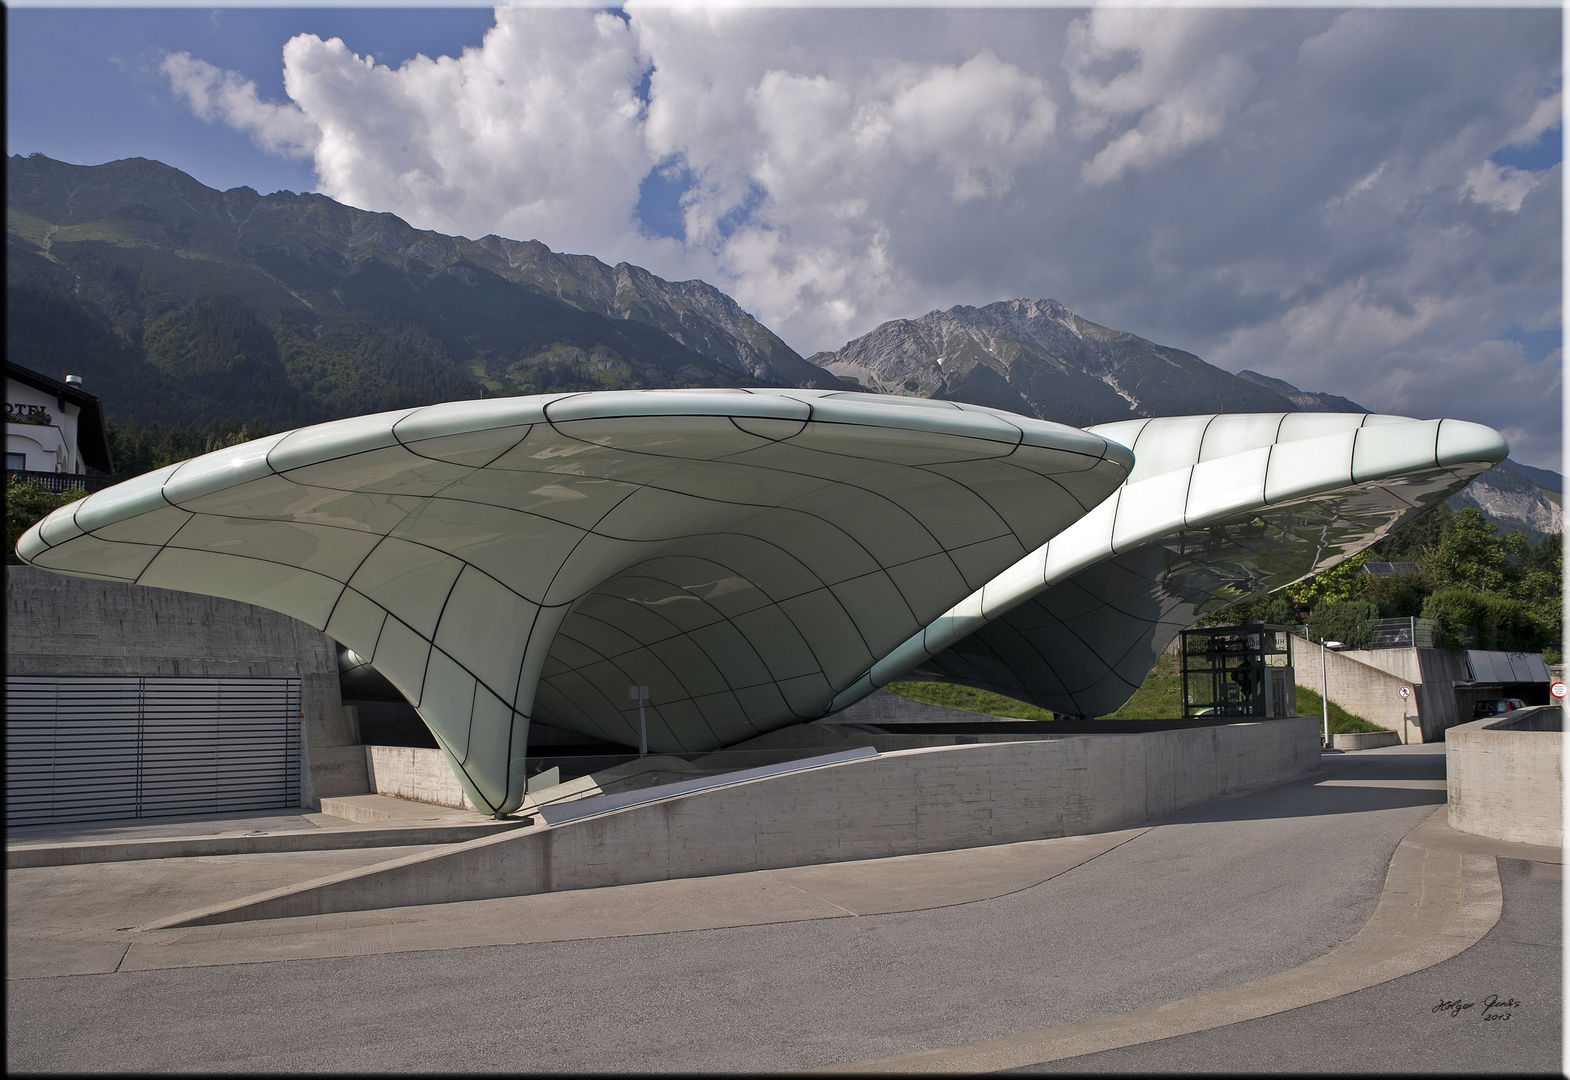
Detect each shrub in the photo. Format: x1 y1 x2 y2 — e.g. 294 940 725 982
1305 600 1378 650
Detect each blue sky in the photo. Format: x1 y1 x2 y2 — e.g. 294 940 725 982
6 6 1563 469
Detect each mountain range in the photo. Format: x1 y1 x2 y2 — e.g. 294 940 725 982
6 152 1558 538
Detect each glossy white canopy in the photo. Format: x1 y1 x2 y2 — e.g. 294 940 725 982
829 412 1508 718
16 389 1133 815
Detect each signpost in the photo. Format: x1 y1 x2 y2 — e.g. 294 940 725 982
628 685 649 756
1320 639 1343 748
1399 685 1412 744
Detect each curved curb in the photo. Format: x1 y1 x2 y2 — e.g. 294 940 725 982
809 805 1503 1073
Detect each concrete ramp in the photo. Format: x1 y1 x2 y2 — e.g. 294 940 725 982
142 719 1319 929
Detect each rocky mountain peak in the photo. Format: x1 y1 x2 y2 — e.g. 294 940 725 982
816 296 1296 426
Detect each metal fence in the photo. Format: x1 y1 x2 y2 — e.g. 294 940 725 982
1285 617 1439 650
1368 616 1439 649
5 469 114 494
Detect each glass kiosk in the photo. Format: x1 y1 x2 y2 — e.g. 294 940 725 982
1180 623 1297 719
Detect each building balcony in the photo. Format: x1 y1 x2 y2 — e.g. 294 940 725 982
5 468 114 494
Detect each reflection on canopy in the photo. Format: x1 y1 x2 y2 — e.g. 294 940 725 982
830 412 1506 719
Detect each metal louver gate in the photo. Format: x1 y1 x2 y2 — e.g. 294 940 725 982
6 677 302 826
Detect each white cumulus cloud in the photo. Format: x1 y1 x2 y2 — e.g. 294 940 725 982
1063 8 1259 186
161 51 317 159
1464 160 1546 214
154 8 1562 467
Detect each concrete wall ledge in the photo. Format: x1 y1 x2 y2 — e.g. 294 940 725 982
7 819 527 869
1332 731 1402 751
142 718 1320 929
1446 706 1563 848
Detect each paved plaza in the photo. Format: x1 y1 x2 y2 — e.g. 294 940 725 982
6 743 1561 1073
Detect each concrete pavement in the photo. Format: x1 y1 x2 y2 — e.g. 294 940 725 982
6 743 1562 1073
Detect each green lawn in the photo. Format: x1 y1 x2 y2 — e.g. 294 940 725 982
881 681 1053 720
1101 652 1184 719
1293 686 1386 734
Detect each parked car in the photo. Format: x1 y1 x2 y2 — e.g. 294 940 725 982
1472 698 1528 720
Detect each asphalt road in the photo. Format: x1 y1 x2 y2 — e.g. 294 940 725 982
5 746 1560 1073
1011 856 1561 1074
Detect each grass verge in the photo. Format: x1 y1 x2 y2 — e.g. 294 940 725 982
1293 686 1386 734
881 681 1053 720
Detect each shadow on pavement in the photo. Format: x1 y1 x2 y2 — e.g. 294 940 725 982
1154 748 1448 827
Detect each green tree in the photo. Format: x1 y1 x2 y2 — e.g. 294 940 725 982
1427 508 1510 593
1305 600 1379 649
1284 550 1374 609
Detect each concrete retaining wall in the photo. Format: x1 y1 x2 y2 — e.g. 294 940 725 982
166 717 1321 925
5 566 367 805
1332 731 1401 751
1293 640 1433 739
365 746 475 811
1446 706 1563 848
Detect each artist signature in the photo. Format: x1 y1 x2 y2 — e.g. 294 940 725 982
1433 995 1520 1021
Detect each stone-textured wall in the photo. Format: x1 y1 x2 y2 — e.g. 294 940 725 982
365 745 474 811
5 566 368 805
1293 641 1437 739
1447 706 1563 847
186 717 1322 922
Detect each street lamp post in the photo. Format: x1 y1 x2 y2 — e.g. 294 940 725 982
627 685 649 756
1320 638 1343 748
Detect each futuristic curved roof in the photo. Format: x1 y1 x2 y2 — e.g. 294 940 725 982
827 412 1508 718
15 389 1133 815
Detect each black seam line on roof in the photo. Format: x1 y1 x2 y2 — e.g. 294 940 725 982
513 603 562 717
532 679 621 747
456 677 480 769
929 609 1055 700
563 602 816 688
1181 415 1216 527
161 436 1029 603
569 624 719 750
369 613 432 707
937 627 1042 699
531 659 624 745
604 651 700 752
410 633 438 712
571 601 747 745
483 686 525 809
991 580 1115 707
425 557 471 680
774 671 835 722
585 607 793 739
322 530 422 644
346 542 464 640
548 457 985 575
612 551 783 612
643 631 745 725
580 570 797 717
390 405 540 469
777 584 878 697
541 409 1032 461
271 438 488 501
918 461 1087 568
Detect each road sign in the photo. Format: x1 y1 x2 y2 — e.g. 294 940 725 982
1552 682 1566 700
1399 686 1411 700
